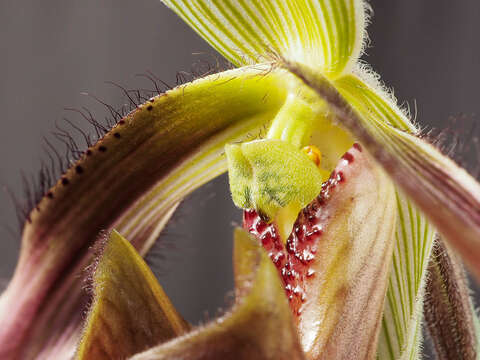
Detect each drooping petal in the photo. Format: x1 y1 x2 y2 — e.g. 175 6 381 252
284 61 480 357
285 60 480 278
160 0 368 77
0 65 288 359
76 230 189 360
424 237 477 360
130 228 305 360
334 73 437 360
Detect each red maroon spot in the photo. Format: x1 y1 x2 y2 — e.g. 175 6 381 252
342 151 354 163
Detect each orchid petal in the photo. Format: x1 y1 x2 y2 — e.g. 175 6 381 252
76 230 189 360
291 144 397 359
130 228 305 360
284 61 480 358
334 71 480 280
333 74 436 359
114 66 288 255
160 0 368 77
0 65 288 359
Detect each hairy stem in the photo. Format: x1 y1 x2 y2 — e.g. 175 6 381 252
424 236 477 360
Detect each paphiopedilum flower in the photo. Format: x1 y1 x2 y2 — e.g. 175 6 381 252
1 1 479 359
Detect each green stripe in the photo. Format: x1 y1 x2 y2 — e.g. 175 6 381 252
387 281 404 347
396 192 414 315
382 316 396 359
176 1 240 65
392 245 409 331
329 0 344 64
237 1 282 51
211 0 265 57
195 1 254 60
415 212 422 289
261 1 290 49
407 201 417 291
338 0 351 62
305 0 329 64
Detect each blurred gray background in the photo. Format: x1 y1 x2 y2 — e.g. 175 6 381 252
0 0 479 338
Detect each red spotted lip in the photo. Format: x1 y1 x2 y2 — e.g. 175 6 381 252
243 143 364 317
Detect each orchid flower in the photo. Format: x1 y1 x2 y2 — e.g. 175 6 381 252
1 0 479 359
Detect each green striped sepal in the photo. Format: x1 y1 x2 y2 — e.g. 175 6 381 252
160 0 367 78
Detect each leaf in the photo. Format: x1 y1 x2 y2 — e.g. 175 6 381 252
0 65 288 359
130 228 305 360
76 230 189 360
160 0 368 77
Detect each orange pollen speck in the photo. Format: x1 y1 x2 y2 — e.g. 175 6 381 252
302 145 322 167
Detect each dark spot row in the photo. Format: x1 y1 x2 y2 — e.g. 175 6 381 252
45 126 126 200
